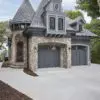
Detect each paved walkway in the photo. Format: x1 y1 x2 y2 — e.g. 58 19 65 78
0 64 100 100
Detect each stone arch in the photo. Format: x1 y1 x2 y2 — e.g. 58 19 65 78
38 42 66 47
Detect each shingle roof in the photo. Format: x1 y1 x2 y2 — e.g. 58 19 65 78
76 29 97 37
11 0 35 24
30 0 51 28
66 17 75 31
69 16 86 25
19 0 96 37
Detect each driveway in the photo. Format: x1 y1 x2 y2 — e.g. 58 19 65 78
0 64 100 100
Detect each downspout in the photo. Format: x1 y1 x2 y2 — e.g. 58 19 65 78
27 37 29 69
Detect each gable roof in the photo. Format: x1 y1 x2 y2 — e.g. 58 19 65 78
11 0 35 24
30 0 51 28
69 16 86 25
66 17 75 31
76 29 97 37
21 0 96 37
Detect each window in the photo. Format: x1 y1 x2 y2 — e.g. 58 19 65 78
20 24 25 29
49 17 55 30
16 42 24 62
11 23 30 31
79 24 83 31
72 46 77 50
15 24 20 30
54 4 59 11
58 18 64 30
78 46 86 50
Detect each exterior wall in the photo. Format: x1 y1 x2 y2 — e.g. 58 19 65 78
10 31 27 68
28 36 71 72
72 39 91 65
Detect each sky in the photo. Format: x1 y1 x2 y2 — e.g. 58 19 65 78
0 0 91 23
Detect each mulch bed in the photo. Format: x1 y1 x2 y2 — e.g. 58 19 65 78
0 80 33 100
24 68 38 77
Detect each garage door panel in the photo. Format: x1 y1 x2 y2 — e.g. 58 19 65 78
38 46 60 68
72 50 77 66
72 45 87 66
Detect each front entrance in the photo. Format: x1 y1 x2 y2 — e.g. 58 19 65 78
38 45 60 68
72 45 87 66
16 42 24 62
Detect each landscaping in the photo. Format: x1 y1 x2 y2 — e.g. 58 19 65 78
0 80 32 100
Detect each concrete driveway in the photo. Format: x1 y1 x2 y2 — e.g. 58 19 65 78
0 64 100 100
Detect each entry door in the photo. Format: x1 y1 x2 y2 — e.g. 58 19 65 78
38 46 60 68
72 45 87 66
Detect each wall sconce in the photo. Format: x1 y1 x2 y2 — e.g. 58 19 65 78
69 47 71 50
51 46 56 51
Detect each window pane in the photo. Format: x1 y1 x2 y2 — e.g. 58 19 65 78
50 17 55 30
21 24 25 29
15 24 19 30
58 18 63 30
72 46 76 50
79 25 82 31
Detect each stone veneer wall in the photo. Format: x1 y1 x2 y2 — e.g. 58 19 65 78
28 36 71 72
10 31 27 68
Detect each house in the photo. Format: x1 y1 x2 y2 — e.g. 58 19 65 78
8 0 96 72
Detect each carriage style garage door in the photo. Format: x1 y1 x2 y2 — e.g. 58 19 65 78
72 45 87 66
38 46 60 68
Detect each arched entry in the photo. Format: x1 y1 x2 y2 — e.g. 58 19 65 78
38 43 65 68
16 42 24 62
72 45 87 66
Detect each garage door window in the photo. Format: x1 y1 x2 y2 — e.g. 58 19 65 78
78 46 86 50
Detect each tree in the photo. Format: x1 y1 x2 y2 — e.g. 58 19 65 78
84 19 100 64
85 19 100 36
64 10 83 19
76 0 100 19
0 21 8 48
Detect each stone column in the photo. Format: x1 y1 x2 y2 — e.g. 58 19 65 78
29 38 38 72
67 44 71 68
10 34 16 65
60 48 64 68
63 45 67 68
87 45 91 66
66 39 71 68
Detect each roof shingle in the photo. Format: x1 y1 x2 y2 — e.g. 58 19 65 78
30 0 51 28
76 29 97 37
11 0 35 24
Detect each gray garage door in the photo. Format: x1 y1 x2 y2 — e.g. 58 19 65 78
38 46 60 68
72 45 87 66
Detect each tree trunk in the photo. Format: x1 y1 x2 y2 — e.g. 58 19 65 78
97 0 100 12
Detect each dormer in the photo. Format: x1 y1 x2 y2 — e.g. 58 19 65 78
70 16 85 32
43 0 66 35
